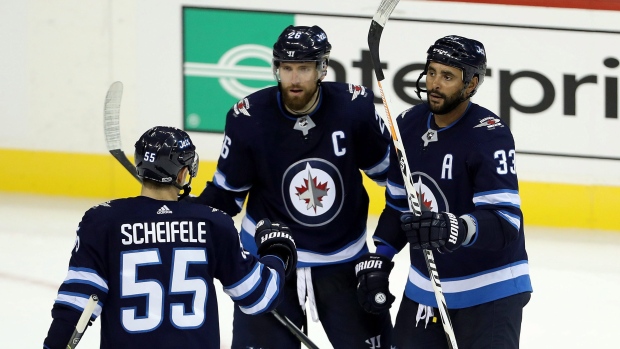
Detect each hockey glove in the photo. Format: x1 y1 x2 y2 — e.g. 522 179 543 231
254 218 297 279
355 253 395 314
401 211 467 253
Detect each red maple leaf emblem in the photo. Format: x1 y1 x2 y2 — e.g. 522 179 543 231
295 177 329 199
295 176 330 213
420 192 433 210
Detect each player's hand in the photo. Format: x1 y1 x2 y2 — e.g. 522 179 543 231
401 211 467 253
354 253 395 314
254 219 297 279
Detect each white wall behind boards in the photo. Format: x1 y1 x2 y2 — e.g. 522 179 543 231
1 0 619 187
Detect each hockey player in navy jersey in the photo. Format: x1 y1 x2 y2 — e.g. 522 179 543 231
358 36 533 348
192 25 393 348
43 126 296 349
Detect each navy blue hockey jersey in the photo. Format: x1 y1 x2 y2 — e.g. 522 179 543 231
198 82 391 267
46 196 285 349
374 102 532 309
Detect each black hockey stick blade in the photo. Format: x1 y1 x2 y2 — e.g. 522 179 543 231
368 0 400 82
272 310 319 349
66 294 98 349
103 81 141 183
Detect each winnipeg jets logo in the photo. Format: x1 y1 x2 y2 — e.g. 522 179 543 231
411 173 450 213
233 98 250 116
295 168 330 212
474 116 503 130
282 159 344 227
348 84 367 101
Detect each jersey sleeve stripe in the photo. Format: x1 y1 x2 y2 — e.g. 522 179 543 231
386 180 406 199
223 263 262 300
362 146 390 178
213 169 252 192
496 210 521 231
473 190 521 208
55 292 103 318
235 197 245 210
238 269 280 315
64 268 109 291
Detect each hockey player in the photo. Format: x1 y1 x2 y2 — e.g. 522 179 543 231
192 25 393 348
358 36 533 348
43 126 296 349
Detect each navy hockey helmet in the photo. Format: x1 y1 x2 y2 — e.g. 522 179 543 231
134 126 199 190
416 35 487 98
272 25 332 81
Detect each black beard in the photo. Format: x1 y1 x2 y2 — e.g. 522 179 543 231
282 85 318 112
428 89 466 115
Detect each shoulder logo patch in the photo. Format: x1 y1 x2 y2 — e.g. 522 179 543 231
474 116 503 130
348 84 367 101
233 98 251 116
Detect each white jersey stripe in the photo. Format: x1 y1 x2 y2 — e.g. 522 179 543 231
55 292 103 318
497 210 521 231
239 269 280 315
223 263 262 300
213 170 252 192
408 261 529 293
387 181 407 199
363 146 390 178
64 268 108 291
473 190 521 208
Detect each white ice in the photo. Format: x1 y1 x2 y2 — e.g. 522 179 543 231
1 193 619 348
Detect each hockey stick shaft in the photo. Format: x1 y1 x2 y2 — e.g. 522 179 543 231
102 81 319 349
66 294 98 349
368 1 458 348
272 309 319 349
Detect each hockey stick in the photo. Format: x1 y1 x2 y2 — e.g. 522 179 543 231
66 294 98 349
272 309 319 349
103 81 141 183
368 1 458 348
102 81 319 349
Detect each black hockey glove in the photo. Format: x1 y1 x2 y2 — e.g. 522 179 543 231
401 211 467 253
354 253 395 314
254 218 297 279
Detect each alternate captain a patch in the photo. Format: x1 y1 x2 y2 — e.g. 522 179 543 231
282 158 344 227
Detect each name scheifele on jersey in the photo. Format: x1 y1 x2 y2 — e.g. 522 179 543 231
120 221 207 245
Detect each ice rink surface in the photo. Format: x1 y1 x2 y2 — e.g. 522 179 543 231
1 192 619 348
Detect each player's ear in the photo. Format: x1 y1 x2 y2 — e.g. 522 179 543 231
177 167 189 186
466 76 479 95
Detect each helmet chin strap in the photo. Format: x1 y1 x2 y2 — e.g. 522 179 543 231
174 173 193 200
